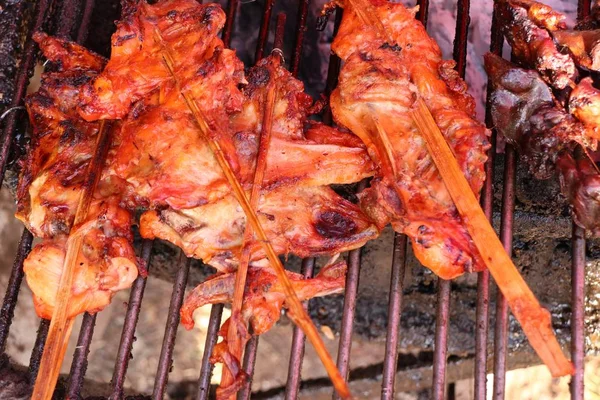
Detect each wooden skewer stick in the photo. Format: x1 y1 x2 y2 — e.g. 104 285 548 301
220 57 280 392
32 120 113 400
152 28 352 399
411 98 574 377
344 0 393 44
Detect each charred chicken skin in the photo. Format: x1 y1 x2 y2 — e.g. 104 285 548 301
17 33 138 319
330 0 490 279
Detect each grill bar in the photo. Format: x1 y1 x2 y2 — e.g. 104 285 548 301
290 0 309 77
254 0 275 62
332 234 362 400
110 239 154 399
0 0 51 179
75 0 96 46
152 254 191 399
380 234 407 400
571 4 590 399
478 2 504 398
0 228 32 353
492 146 517 400
570 225 585 400
239 334 260 400
432 279 451 400
223 0 239 48
285 258 315 399
66 312 97 398
28 319 50 383
195 304 224 400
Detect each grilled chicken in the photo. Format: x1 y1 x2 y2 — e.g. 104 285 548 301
180 261 347 398
485 53 600 235
330 0 490 279
125 54 377 271
17 33 138 319
78 0 231 122
496 0 576 89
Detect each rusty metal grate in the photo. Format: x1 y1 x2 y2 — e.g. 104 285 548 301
0 0 591 399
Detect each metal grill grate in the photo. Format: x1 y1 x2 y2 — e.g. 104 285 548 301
0 0 591 399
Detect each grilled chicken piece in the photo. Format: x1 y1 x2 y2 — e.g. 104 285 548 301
180 261 346 397
17 34 138 319
330 0 490 279
24 199 138 319
79 0 230 121
140 185 378 272
553 30 600 71
485 53 598 178
136 55 377 272
496 0 576 89
557 153 600 236
485 53 600 235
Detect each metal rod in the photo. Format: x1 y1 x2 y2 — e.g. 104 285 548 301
238 334 260 400
110 239 154 399
273 13 287 52
380 234 407 400
0 0 51 184
66 312 97 398
285 258 316 400
0 229 32 353
75 0 96 45
452 0 471 77
291 0 310 77
492 146 517 400
332 240 362 400
195 304 224 400
254 0 275 62
28 319 50 383
222 0 239 48
570 224 586 400
432 278 451 400
476 2 503 398
152 253 191 400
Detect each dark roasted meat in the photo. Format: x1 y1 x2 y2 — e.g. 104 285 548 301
330 0 490 279
496 0 576 89
485 52 600 235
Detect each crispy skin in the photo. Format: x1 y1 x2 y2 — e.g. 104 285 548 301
78 0 229 121
17 34 137 319
24 200 138 319
485 53 598 179
330 0 490 279
496 0 576 89
557 153 600 236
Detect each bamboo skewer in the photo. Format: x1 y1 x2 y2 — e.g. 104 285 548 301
32 120 113 400
411 98 574 377
220 56 280 394
152 28 352 399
